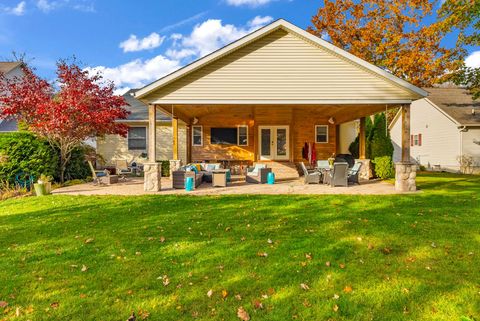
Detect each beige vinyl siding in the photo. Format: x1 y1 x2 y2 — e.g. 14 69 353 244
145 29 415 102
97 123 187 166
461 128 480 173
391 99 461 171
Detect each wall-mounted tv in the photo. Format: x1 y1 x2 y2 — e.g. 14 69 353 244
211 128 237 145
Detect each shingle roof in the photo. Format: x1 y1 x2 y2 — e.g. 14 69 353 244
122 89 170 121
0 62 21 75
424 87 480 126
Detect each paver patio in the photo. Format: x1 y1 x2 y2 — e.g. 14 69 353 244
52 177 407 196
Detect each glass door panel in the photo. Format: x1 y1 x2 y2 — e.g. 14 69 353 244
276 128 287 156
261 128 271 157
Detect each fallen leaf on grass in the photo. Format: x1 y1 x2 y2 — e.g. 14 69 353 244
160 236 166 243
257 252 268 257
222 290 228 299
81 265 88 272
305 253 312 260
382 247 392 255
50 302 59 309
235 294 242 301
303 299 311 307
162 275 170 286
325 261 331 267
333 304 339 312
300 283 310 291
333 294 339 300
267 239 273 244
207 289 213 298
237 307 250 321
84 238 94 244
343 286 353 293
0 301 8 308
253 300 263 309
339 263 345 269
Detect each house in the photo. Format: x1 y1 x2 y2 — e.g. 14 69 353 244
129 19 426 192
390 87 480 173
96 89 187 166
0 62 23 133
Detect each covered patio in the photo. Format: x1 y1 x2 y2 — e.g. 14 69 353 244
133 19 426 193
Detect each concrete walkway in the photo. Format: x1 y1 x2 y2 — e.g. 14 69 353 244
52 177 404 196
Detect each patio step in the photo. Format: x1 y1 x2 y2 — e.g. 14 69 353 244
256 161 300 181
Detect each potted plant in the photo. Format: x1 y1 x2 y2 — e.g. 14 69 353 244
34 174 53 196
328 153 336 168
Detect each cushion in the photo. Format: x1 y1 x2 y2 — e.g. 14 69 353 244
251 163 266 175
193 164 202 172
205 164 217 171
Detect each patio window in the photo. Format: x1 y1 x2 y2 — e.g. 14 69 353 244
128 127 147 151
192 125 203 146
315 125 328 143
238 125 248 146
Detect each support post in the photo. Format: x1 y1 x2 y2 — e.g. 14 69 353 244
147 104 157 163
172 116 179 160
359 117 366 159
395 104 416 192
144 104 161 192
185 125 192 163
401 105 411 162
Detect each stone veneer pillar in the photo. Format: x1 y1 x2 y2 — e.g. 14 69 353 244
395 162 416 192
169 159 182 178
143 163 161 192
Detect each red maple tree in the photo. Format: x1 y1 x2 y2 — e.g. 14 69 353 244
0 62 130 183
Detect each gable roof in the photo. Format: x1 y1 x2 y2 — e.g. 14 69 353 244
122 89 170 121
0 62 21 75
135 19 427 102
424 88 480 126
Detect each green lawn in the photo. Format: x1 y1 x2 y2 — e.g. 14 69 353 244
0 173 479 321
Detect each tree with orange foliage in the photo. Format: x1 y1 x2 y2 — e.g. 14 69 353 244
309 0 463 87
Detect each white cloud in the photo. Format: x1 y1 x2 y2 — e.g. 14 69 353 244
36 0 95 13
226 0 273 7
465 51 480 69
84 55 180 89
3 1 26 15
36 0 56 12
167 16 274 59
120 33 165 53
248 15 274 28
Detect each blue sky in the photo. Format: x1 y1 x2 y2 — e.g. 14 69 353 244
0 0 478 93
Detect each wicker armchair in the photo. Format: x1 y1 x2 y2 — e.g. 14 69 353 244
300 162 321 184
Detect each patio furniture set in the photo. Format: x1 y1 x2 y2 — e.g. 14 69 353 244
172 163 272 190
300 157 362 187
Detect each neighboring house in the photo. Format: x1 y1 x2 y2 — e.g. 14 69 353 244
131 19 426 191
390 88 480 173
96 89 187 166
0 62 23 133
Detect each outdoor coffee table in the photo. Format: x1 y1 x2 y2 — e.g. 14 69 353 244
212 169 229 187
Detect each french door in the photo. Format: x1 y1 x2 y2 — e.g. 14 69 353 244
258 126 289 160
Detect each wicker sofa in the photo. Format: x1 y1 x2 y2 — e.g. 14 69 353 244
246 164 271 184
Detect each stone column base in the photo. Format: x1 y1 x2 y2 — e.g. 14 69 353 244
144 163 161 192
395 162 417 192
355 159 371 180
169 160 182 177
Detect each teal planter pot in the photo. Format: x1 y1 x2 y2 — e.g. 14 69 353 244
267 172 275 185
185 177 194 191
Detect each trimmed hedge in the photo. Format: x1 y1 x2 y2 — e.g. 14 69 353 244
372 156 395 179
0 132 90 185
0 132 58 185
